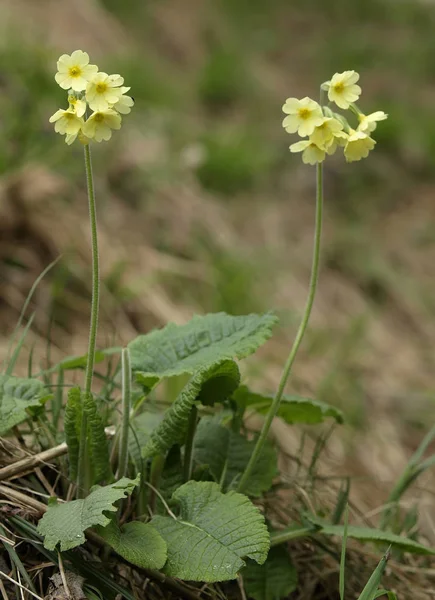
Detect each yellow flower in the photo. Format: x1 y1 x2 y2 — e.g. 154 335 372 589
55 50 98 92
86 72 124 112
112 87 134 114
68 94 87 118
290 140 326 165
82 109 122 142
327 71 361 109
282 97 324 137
357 110 388 133
310 117 344 149
325 131 349 156
344 129 376 162
49 108 84 136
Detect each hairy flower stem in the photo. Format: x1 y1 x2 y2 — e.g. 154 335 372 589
77 144 100 498
238 163 324 494
117 348 132 480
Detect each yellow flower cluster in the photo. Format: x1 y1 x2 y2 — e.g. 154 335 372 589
49 50 134 145
282 71 387 165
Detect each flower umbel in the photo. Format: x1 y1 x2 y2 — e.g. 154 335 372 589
282 70 385 165
327 70 361 109
50 50 133 144
282 97 324 137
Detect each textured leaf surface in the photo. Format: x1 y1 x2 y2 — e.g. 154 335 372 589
129 312 278 380
0 375 51 435
83 392 112 483
98 519 167 569
150 481 270 582
234 386 343 424
38 476 140 551
194 417 278 496
64 387 82 481
143 360 240 458
243 547 298 600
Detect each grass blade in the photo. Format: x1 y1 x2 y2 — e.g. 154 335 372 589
6 313 35 375
2 257 60 373
357 547 390 600
339 505 349 600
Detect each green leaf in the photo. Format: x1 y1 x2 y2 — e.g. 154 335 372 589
150 481 270 582
194 417 278 496
64 387 82 481
98 519 167 570
37 476 140 551
159 445 184 506
0 375 51 435
83 392 112 483
143 360 240 458
306 516 435 555
128 312 278 381
128 412 163 468
234 386 343 425
243 546 298 600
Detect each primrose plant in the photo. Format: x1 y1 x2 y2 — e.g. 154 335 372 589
5 54 421 599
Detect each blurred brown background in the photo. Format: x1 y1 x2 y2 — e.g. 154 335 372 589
1 0 435 511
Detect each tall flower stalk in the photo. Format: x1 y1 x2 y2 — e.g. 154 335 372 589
238 71 387 492
238 163 323 493
49 50 134 496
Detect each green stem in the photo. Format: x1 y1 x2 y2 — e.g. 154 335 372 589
117 348 131 479
269 525 317 547
77 144 100 498
83 143 100 395
238 163 324 493
183 405 198 482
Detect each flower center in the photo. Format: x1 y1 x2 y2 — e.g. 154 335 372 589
298 108 311 120
333 82 345 94
96 83 108 94
69 66 81 78
65 112 75 121
94 113 105 123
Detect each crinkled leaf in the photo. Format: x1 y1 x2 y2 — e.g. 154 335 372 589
305 516 435 555
0 375 51 435
83 392 112 483
243 546 298 600
234 386 343 424
150 481 269 582
38 476 140 551
194 417 278 496
143 360 240 458
98 519 167 570
64 387 82 481
129 312 278 381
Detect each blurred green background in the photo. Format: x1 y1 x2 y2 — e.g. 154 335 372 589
1 0 435 490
